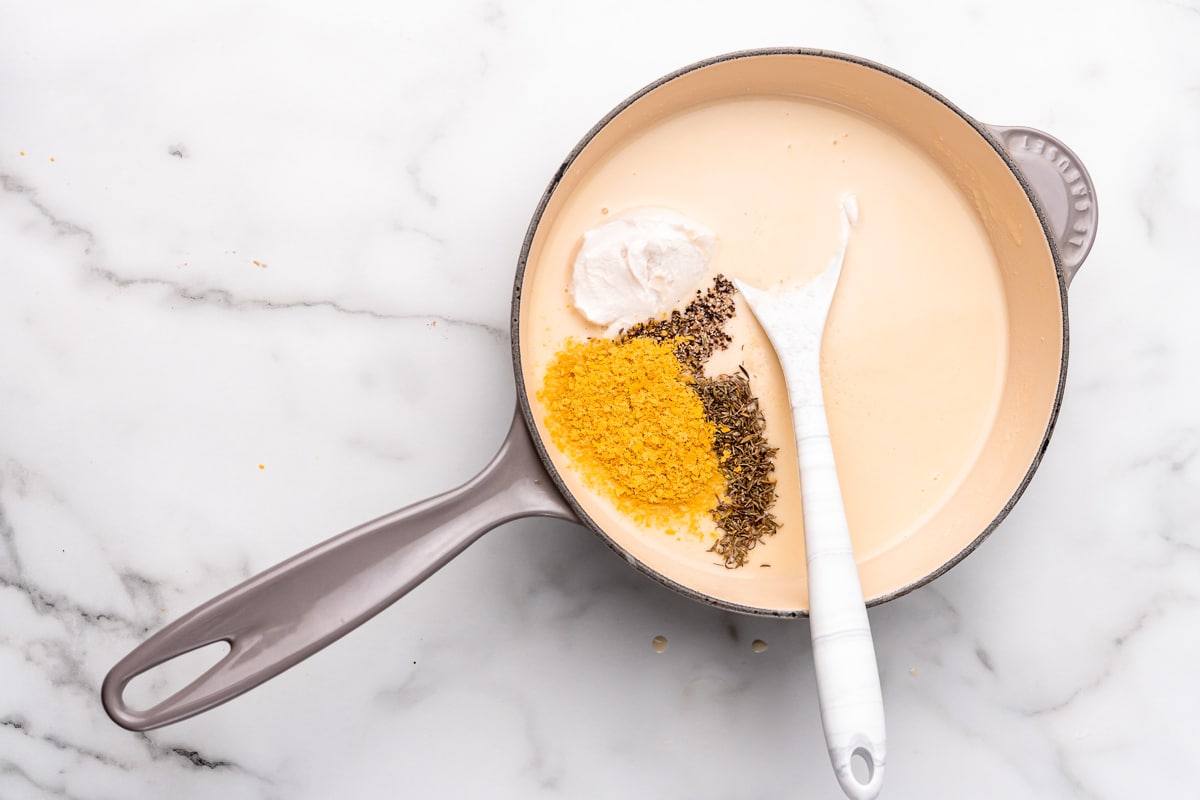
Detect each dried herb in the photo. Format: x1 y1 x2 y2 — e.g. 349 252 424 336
620 275 737 372
695 369 781 568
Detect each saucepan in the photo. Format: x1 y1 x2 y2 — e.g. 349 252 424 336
103 48 1096 749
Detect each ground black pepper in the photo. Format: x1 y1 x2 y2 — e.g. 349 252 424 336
620 275 737 372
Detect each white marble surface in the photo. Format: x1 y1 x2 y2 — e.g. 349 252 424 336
1 1 1197 797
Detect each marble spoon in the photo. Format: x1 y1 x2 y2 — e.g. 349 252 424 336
733 195 885 800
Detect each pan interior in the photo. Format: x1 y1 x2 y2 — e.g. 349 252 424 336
517 53 1063 614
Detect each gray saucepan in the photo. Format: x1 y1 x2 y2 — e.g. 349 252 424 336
103 48 1097 731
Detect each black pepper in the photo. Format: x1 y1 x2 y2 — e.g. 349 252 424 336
620 274 737 372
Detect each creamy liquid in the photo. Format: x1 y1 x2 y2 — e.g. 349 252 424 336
520 95 1009 611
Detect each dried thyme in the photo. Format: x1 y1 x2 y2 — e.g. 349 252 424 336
695 368 781 568
620 274 737 372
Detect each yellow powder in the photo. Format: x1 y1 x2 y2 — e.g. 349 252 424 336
538 336 723 528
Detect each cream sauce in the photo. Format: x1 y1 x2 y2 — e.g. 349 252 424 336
520 94 1010 611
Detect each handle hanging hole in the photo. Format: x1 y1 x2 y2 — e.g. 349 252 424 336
850 746 874 785
122 641 231 712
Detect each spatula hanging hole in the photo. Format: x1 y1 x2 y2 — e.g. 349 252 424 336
122 641 231 711
850 747 874 785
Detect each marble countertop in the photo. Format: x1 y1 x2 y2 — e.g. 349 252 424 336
3 1 1197 798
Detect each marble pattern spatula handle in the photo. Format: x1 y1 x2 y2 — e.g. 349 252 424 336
734 196 885 800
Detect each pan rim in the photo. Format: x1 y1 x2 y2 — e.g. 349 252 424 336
510 47 1069 618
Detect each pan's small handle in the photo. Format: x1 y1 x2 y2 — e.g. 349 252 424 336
101 409 575 731
986 124 1098 287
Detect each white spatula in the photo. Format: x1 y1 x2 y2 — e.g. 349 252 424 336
734 195 885 800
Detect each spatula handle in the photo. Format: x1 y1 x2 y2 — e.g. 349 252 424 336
793 398 886 800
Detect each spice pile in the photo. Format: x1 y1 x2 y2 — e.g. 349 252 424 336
696 368 780 567
538 336 722 530
620 275 737 372
540 274 781 568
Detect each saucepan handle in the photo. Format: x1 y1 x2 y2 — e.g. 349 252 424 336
986 124 1098 287
101 409 575 731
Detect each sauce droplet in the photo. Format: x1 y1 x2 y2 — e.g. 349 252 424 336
652 635 668 653
751 639 768 653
